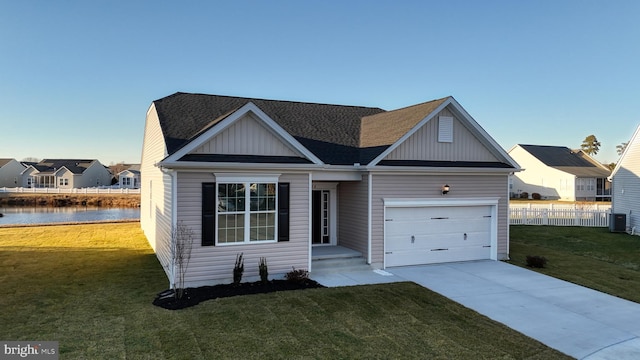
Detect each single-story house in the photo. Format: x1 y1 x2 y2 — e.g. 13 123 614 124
508 144 611 201
610 125 640 234
0 158 27 188
117 164 141 189
141 92 520 288
21 159 112 189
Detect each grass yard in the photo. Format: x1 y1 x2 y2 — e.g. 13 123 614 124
509 225 640 304
0 223 569 359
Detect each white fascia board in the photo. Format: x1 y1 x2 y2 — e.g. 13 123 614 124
365 166 517 174
383 197 500 207
53 166 71 176
162 102 324 165
158 161 322 171
610 124 640 179
446 98 521 170
20 166 36 176
368 98 451 166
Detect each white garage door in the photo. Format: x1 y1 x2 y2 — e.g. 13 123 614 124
385 205 493 267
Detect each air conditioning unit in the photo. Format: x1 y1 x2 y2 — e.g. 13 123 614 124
609 213 626 233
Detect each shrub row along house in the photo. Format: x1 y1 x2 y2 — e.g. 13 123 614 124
141 92 520 287
0 159 140 189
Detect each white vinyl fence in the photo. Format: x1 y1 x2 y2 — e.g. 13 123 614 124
0 187 140 194
510 207 610 227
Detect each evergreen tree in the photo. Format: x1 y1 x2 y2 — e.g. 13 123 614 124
580 135 601 155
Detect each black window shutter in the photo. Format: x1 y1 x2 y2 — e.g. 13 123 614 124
202 183 216 246
278 182 290 242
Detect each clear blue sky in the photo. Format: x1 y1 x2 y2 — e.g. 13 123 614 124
1 1 638 165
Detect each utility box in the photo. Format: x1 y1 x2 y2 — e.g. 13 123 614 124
609 213 626 233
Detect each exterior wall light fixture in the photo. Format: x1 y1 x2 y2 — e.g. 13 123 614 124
442 184 450 195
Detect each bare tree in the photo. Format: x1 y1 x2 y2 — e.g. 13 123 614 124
171 221 194 299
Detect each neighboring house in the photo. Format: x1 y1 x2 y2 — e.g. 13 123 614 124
141 92 520 287
508 144 611 201
0 158 26 187
117 164 141 189
610 125 640 234
21 159 112 189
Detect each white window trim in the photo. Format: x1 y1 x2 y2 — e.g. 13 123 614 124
215 175 280 246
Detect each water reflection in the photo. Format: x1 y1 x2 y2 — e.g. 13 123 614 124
0 206 140 226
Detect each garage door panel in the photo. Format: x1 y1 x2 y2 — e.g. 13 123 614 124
385 204 494 267
387 232 490 252
385 246 491 267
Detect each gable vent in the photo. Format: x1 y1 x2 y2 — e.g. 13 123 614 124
438 116 453 143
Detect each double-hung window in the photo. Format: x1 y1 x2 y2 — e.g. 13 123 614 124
217 182 276 244
202 176 289 246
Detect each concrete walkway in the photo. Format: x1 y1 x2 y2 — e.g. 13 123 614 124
311 261 640 359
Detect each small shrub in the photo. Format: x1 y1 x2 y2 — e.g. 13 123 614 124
519 192 529 199
285 267 309 283
526 255 548 268
531 193 541 200
259 257 269 284
233 253 244 285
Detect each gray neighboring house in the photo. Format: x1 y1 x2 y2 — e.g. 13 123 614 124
0 158 26 187
22 159 112 189
141 92 520 287
610 125 640 234
508 144 612 201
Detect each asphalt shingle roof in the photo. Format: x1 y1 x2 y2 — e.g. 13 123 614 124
153 92 512 168
519 145 611 177
34 159 96 175
153 92 386 164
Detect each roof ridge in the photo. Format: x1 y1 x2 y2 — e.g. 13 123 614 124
162 92 385 111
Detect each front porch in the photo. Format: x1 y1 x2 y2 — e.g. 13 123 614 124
311 245 370 273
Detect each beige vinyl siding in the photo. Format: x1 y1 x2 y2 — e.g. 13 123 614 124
371 173 509 266
613 134 640 230
140 105 173 280
337 176 369 256
175 172 310 287
384 108 498 162
192 113 299 157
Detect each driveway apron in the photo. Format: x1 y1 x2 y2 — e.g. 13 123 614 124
312 260 640 359
387 261 640 360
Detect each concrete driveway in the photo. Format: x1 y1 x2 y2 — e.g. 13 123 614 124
311 261 640 359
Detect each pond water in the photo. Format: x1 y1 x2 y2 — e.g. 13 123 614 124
0 206 140 226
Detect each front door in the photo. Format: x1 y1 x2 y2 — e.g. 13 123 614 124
312 190 331 245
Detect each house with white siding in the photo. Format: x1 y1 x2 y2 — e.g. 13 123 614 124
141 92 520 288
117 164 141 189
508 144 611 201
0 158 26 187
21 159 112 189
610 125 640 234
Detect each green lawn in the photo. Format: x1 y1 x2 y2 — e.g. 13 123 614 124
0 223 569 359
508 225 640 303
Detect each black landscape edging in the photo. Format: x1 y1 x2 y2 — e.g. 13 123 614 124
153 279 325 310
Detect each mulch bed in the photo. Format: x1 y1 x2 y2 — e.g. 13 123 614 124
153 279 325 310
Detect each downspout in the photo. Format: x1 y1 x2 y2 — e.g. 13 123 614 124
170 170 178 289
506 174 511 260
308 172 313 272
367 172 372 265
